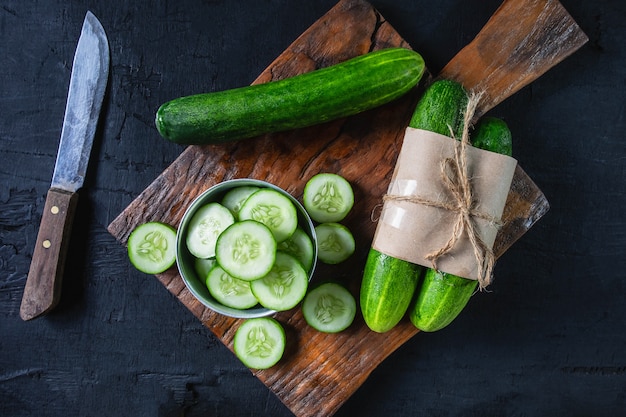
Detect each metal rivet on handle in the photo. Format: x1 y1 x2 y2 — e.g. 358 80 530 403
51 206 59 215
43 240 52 249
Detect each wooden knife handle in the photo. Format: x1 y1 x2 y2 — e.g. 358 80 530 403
20 188 78 320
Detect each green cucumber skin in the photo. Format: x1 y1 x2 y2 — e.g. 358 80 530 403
360 249 422 333
409 79 469 137
409 116 513 332
409 269 477 332
156 48 425 145
360 80 469 333
471 116 513 157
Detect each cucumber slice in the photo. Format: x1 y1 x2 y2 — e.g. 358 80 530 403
302 283 357 333
238 188 298 243
127 222 177 274
206 265 259 310
194 257 217 280
186 202 235 259
233 318 286 370
315 223 355 264
277 227 315 273
251 252 309 311
303 173 354 223
221 186 260 219
215 220 277 281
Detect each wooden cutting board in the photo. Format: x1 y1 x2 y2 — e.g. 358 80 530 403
108 0 587 415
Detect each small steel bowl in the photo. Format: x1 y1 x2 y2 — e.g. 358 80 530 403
176 178 317 318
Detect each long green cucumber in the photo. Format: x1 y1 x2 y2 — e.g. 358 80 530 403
471 116 513 156
155 48 425 145
360 80 469 333
360 248 421 333
409 116 513 332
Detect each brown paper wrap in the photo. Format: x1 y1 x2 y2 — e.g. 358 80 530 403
372 127 517 283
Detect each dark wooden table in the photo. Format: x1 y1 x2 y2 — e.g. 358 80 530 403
2 1 624 416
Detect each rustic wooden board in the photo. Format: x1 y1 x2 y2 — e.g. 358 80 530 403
440 0 590 119
107 0 586 415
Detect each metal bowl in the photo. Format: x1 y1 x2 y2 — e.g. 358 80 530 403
176 178 317 318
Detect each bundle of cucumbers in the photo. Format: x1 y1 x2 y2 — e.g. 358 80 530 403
360 79 513 333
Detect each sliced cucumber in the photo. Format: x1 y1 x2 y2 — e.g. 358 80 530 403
221 185 260 219
194 257 217 280
277 227 315 273
127 222 177 274
238 188 298 243
303 173 354 223
215 220 277 281
186 202 235 259
315 223 355 264
206 265 258 310
302 282 356 333
233 317 286 370
251 251 309 311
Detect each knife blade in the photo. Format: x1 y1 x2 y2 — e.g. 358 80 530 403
20 11 109 321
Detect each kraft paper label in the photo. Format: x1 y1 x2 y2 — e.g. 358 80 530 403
372 127 518 280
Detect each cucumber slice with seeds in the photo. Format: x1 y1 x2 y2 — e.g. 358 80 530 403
215 220 277 281
302 282 356 333
128 222 177 274
186 202 235 259
233 317 286 370
303 173 354 223
238 188 298 243
251 251 309 311
315 223 355 264
277 227 315 273
206 265 258 309
221 186 260 219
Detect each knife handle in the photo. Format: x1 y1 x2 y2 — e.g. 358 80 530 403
20 188 78 320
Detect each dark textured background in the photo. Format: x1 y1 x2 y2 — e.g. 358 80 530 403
1 1 625 416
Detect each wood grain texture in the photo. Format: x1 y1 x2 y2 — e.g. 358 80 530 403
20 188 78 320
106 0 585 415
440 0 589 119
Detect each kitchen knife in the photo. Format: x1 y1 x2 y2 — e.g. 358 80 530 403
20 11 109 321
